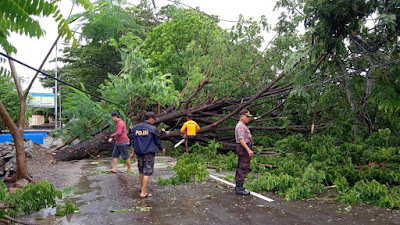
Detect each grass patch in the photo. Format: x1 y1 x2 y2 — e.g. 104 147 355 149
61 186 78 197
55 199 80 216
222 174 235 181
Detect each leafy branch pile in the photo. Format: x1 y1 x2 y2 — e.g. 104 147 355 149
3 180 61 216
55 199 80 216
246 129 400 208
158 140 226 185
0 179 79 222
162 130 400 209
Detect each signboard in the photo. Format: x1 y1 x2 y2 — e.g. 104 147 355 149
27 93 55 108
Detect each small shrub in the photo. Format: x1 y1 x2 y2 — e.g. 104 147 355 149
55 199 79 216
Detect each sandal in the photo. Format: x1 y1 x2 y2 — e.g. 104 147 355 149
140 193 152 198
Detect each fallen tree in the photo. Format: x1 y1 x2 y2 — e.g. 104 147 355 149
53 130 113 161
53 63 324 161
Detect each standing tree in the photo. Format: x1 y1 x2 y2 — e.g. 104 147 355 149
274 0 400 138
0 0 93 182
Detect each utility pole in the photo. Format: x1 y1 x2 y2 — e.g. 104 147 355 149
59 84 62 128
54 43 58 130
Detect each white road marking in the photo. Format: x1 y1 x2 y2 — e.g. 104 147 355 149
209 174 274 202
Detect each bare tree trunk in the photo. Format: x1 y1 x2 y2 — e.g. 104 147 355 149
0 101 31 182
311 93 321 134
335 56 356 112
54 119 103 150
1 56 33 183
54 130 113 161
12 133 31 182
0 104 31 182
353 63 375 136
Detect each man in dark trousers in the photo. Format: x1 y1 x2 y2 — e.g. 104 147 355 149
130 112 165 198
107 112 131 173
234 109 254 195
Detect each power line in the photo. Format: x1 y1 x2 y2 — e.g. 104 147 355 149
269 59 400 99
46 72 105 92
299 59 400 90
0 52 122 106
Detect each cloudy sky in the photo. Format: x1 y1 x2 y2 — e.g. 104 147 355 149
6 0 280 93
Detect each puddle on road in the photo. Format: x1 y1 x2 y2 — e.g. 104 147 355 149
21 162 104 224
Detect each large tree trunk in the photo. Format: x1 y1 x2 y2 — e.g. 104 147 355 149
54 122 322 161
54 130 113 161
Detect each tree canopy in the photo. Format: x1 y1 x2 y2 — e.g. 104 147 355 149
40 0 399 144
2 0 400 210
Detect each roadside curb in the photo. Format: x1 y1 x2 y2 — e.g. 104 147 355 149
209 174 274 202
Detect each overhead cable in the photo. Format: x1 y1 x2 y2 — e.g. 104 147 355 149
0 52 122 106
272 59 400 98
299 59 400 90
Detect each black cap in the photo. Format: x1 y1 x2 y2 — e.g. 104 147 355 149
144 112 156 120
111 112 120 118
239 110 253 117
187 113 193 119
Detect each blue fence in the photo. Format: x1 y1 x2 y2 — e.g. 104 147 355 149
0 131 47 144
1 131 48 137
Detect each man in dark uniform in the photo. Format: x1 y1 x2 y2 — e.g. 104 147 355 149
234 109 254 195
130 112 166 198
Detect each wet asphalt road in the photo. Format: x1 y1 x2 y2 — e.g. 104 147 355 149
23 156 400 225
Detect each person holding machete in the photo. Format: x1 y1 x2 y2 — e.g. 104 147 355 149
180 113 200 153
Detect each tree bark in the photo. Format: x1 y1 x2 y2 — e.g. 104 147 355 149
0 102 30 182
353 59 375 137
335 56 356 112
54 119 103 150
1 55 32 183
311 93 321 134
54 130 113 161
